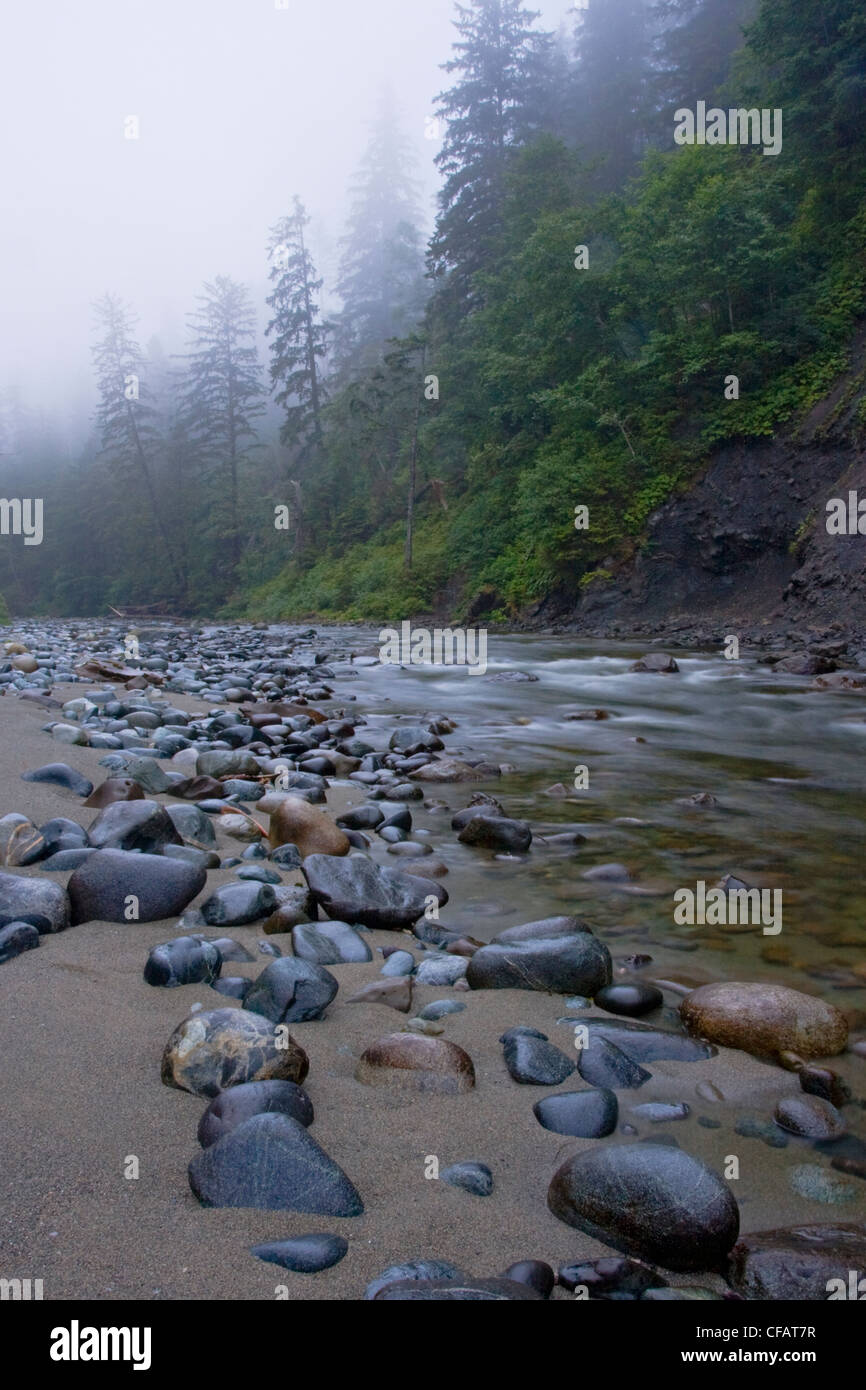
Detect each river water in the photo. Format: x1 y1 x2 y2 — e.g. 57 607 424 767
316 629 866 1016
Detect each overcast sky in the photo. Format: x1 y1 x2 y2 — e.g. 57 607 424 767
0 0 574 426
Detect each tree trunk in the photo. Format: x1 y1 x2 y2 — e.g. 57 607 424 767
125 401 185 596
405 346 426 570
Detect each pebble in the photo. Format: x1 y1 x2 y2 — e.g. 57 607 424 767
143 936 221 988
303 853 447 930
441 1161 493 1196
728 1223 866 1299
21 763 93 796
0 869 70 934
268 796 350 858
244 956 338 1023
404 1017 444 1035
774 1095 846 1141
346 978 413 1012
467 933 611 995
578 1036 651 1090
380 949 416 977
501 1261 555 1298
292 921 371 965
630 1102 690 1123
0 920 40 963
788 1165 858 1204
419 999 466 1021
415 954 468 986
595 982 663 1017
200 881 277 926
557 1256 667 1299
355 1034 475 1094
197 1079 314 1147
533 1088 618 1137
250 1234 348 1273
502 1033 576 1085
365 1260 465 1300
799 1064 852 1108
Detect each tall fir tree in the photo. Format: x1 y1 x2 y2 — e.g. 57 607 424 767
566 0 654 190
91 294 185 598
180 276 266 579
428 0 549 321
650 0 756 137
266 197 328 455
333 89 426 374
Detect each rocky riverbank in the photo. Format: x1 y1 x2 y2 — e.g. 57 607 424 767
0 620 864 1300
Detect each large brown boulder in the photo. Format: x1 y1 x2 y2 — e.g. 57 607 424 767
680 982 847 1060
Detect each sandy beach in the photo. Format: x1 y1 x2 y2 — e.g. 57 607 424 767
1 675 864 1302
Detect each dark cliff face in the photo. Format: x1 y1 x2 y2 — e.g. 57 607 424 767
541 329 866 644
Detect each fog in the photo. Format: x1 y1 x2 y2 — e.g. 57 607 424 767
0 0 573 428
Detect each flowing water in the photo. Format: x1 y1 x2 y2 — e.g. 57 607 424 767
323 629 866 1015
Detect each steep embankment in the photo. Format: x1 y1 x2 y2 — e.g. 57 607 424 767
545 327 866 645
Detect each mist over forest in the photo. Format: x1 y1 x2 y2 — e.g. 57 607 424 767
1 0 863 623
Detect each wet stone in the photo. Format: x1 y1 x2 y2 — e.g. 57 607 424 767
189 1113 363 1216
595 982 663 1017
533 1088 618 1138
244 956 338 1023
548 1143 740 1272
0 921 40 964
774 1095 847 1141
161 1007 308 1098
198 1079 314 1147
577 1036 652 1090
250 1234 348 1273
502 1033 576 1086
144 935 221 988
441 1161 493 1197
